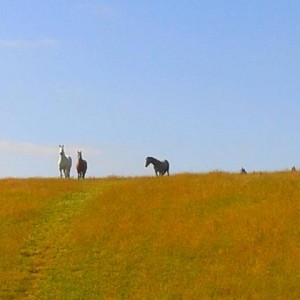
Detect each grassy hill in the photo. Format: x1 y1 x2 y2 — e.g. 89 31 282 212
0 173 299 299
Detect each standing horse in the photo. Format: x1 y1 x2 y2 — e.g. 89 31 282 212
241 167 247 174
58 145 72 178
145 156 170 176
76 151 88 179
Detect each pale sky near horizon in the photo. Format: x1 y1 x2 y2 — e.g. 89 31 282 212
1 1 300 177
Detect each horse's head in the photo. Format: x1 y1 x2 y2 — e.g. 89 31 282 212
78 151 82 160
59 145 65 156
145 157 152 167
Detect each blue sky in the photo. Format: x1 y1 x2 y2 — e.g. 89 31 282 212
1 1 300 177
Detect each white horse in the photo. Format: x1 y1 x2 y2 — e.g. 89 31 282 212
58 145 72 178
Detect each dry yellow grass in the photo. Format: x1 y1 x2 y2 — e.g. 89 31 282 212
0 173 299 299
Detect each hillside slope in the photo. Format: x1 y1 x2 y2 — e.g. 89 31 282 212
0 173 299 299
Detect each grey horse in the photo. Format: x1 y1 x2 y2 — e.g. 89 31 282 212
241 167 247 174
145 157 170 176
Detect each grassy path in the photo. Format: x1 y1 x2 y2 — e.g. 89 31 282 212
14 186 100 299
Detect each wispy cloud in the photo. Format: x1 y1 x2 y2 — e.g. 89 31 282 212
94 5 113 17
0 38 58 48
0 141 101 157
75 3 114 17
0 141 56 156
0 141 148 177
61 145 102 156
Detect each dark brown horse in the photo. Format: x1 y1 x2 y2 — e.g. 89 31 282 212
76 151 87 179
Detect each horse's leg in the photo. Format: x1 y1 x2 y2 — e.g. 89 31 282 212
163 169 169 176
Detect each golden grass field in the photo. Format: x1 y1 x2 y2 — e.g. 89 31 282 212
0 172 299 299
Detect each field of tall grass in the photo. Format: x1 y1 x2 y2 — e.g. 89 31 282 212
0 172 299 299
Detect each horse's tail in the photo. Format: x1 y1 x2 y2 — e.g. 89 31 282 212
164 160 170 175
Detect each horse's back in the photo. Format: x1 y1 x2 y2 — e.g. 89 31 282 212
82 159 87 170
67 156 72 168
